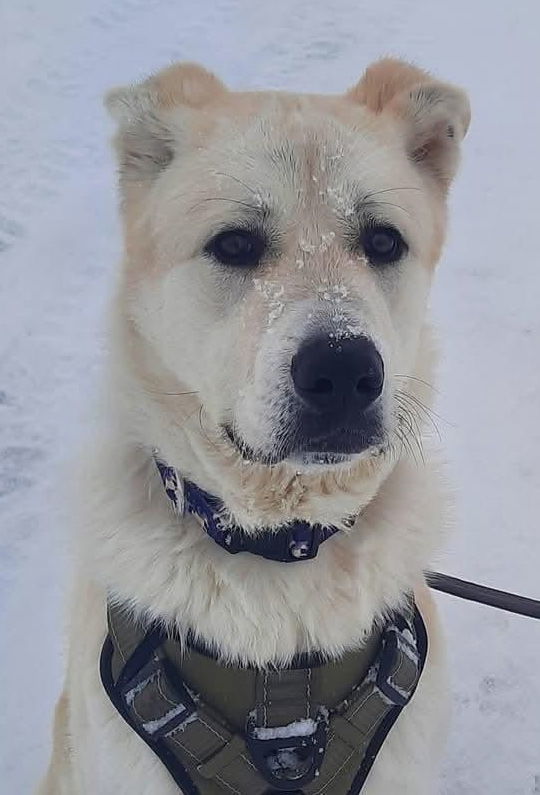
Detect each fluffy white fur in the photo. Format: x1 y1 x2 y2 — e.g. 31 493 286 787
39 58 469 794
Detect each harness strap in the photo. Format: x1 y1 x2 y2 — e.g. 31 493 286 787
101 603 427 795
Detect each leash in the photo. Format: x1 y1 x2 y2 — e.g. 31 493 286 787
426 571 540 620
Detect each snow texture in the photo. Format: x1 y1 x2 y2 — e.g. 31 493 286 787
253 719 318 740
267 747 311 778
1 1 539 793
143 707 197 737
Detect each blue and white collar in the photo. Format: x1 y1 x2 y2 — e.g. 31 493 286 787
154 456 343 563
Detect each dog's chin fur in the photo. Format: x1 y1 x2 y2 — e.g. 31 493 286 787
78 426 446 669
39 58 469 795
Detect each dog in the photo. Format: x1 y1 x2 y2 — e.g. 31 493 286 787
38 58 470 795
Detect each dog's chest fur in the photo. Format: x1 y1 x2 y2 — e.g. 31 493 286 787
55 436 447 795
80 439 443 666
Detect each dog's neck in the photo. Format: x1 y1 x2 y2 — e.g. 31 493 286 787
82 415 443 666
154 455 348 562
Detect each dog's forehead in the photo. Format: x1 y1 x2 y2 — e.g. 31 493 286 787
206 92 392 168
184 92 407 205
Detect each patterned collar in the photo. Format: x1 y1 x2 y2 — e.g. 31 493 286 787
154 455 343 563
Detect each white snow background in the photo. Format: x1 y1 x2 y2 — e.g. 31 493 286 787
1 1 539 792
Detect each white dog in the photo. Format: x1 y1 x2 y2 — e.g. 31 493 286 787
39 58 470 795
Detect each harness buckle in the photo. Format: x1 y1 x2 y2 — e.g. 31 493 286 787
121 656 197 740
376 624 420 707
246 709 328 791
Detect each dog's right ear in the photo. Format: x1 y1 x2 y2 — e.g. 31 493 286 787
105 63 227 184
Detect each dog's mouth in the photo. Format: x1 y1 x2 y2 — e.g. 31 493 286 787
291 451 356 467
223 424 284 465
223 424 383 468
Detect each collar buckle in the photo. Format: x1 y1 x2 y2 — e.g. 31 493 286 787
286 523 322 561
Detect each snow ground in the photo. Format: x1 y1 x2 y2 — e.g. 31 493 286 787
1 1 539 792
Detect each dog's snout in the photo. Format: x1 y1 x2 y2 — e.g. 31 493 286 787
291 335 384 414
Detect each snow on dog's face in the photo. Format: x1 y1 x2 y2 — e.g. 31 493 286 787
107 60 468 480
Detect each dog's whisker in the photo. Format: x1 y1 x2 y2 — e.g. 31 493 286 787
146 389 200 397
395 389 441 441
395 385 439 424
403 421 423 466
362 199 413 219
362 186 423 201
212 171 259 196
395 424 414 464
382 433 400 465
399 396 426 449
396 405 425 466
189 197 263 213
393 419 409 460
394 374 438 394
398 391 442 441
399 388 451 427
175 403 204 433
198 406 225 455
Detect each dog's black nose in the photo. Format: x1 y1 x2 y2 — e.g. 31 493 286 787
291 335 384 414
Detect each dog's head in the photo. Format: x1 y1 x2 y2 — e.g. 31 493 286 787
107 60 469 521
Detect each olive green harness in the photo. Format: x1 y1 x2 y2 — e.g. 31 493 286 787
100 600 427 794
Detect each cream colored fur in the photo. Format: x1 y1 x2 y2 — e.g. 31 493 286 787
39 58 469 794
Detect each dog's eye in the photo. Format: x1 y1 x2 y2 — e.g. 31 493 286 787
205 229 266 268
361 225 406 266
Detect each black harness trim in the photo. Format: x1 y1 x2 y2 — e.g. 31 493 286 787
347 608 428 794
100 604 428 795
100 636 200 795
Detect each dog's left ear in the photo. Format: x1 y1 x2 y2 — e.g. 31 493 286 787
348 58 471 191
